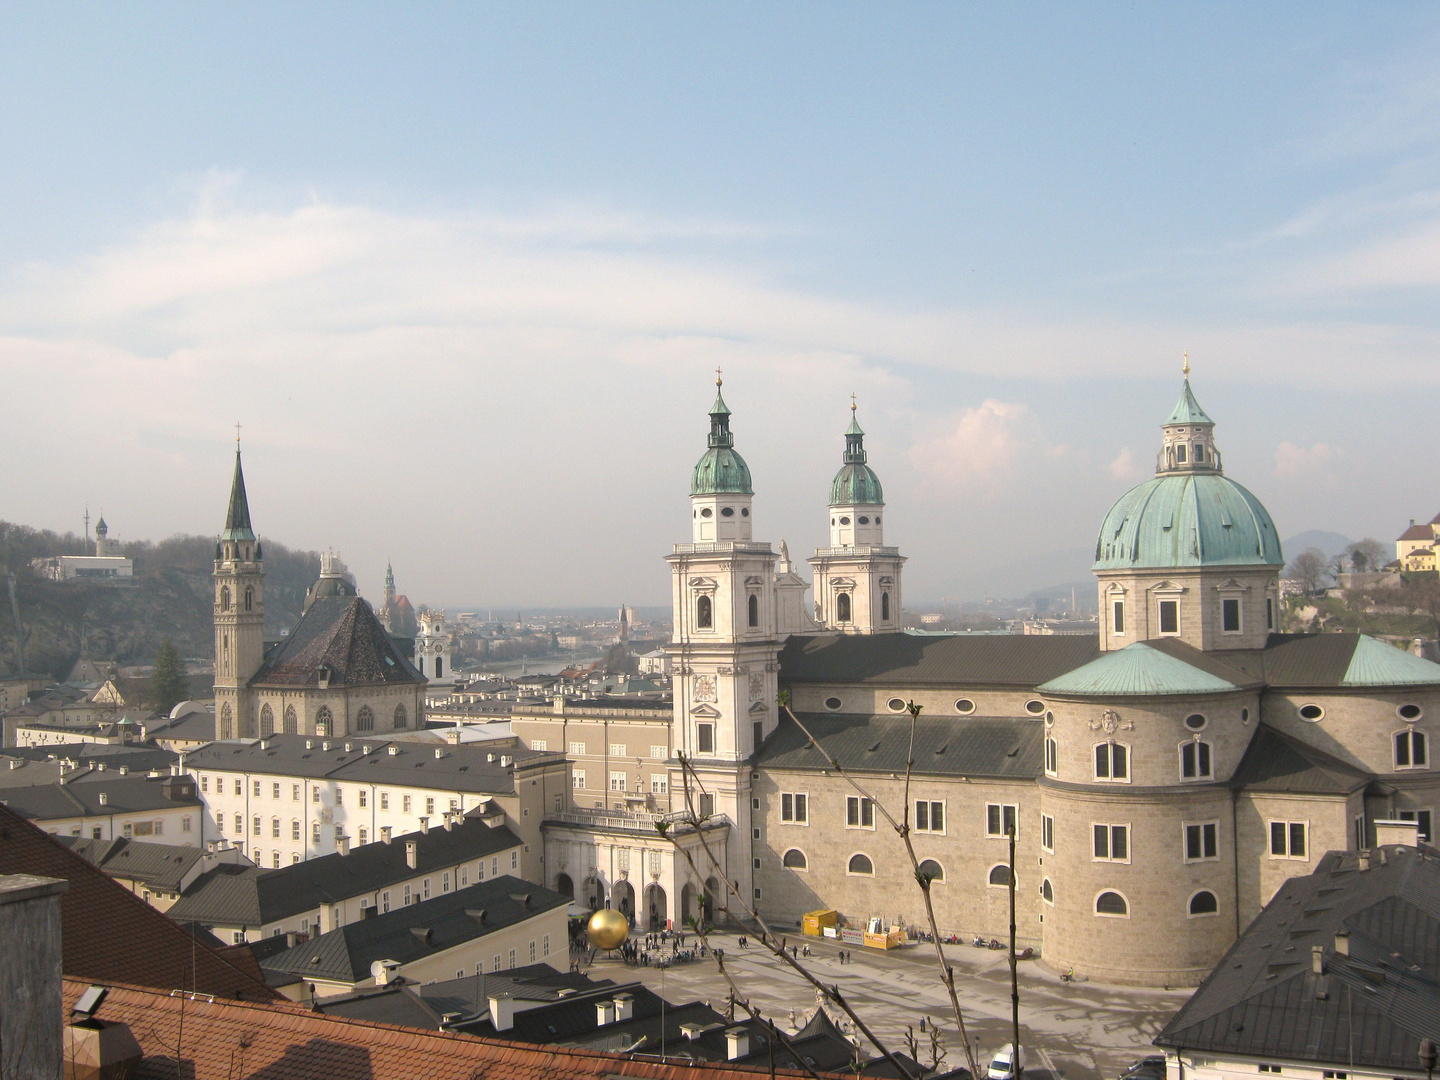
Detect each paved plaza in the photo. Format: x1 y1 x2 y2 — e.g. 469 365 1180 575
583 930 1189 1080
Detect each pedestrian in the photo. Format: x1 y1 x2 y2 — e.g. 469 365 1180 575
920 1017 926 1032
792 945 798 959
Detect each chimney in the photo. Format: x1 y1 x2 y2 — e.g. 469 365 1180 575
613 993 634 1021
380 826 392 844
488 994 515 1032
680 1023 704 1041
406 840 418 869
285 931 297 948
1334 930 1350 956
319 902 339 934
1311 945 1325 975
419 817 429 835
371 959 401 986
344 742 352 752
553 694 565 715
387 745 399 756
118 766 128 775
0 875 69 1080
1374 819 1420 848
596 1000 615 1026
1358 851 1371 871
445 729 461 745
336 835 350 857
725 1026 751 1060
434 747 445 760
500 755 511 768
98 793 108 806
443 813 455 831
170 763 180 776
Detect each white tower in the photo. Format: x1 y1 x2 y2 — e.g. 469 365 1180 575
416 609 453 682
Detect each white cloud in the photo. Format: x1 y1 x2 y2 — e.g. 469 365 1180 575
1107 447 1144 481
908 400 1035 493
1274 441 1344 479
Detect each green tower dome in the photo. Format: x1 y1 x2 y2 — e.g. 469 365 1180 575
1094 376 1283 570
690 382 754 495
828 407 884 506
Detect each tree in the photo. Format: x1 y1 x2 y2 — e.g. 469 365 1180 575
1345 538 1387 574
150 639 188 717
1402 575 1440 639
1287 547 1330 594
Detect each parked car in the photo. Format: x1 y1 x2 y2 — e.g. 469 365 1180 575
1118 1060 1165 1080
989 1044 1027 1080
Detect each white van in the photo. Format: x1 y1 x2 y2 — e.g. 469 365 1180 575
988 1043 1027 1080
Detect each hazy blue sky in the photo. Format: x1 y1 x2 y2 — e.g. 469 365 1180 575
3 5 1438 608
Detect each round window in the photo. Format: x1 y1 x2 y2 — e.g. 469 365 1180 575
1241 707 1250 723
1184 714 1207 731
858 516 869 524
875 516 881 524
701 507 713 518
1044 710 1054 727
955 698 976 715
741 508 749 517
839 516 851 525
1298 704 1325 722
720 506 734 517
887 698 907 712
824 697 842 711
1025 700 1046 715
1398 703 1423 721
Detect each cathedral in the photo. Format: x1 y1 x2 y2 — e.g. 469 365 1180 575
536 369 1440 988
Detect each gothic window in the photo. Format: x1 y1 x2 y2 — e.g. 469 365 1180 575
315 705 333 736
881 592 890 621
836 593 852 623
244 587 253 612
220 586 231 611
283 705 297 734
220 702 232 740
355 706 375 732
260 704 274 738
393 703 408 729
1041 878 1054 904
696 595 713 629
748 594 759 628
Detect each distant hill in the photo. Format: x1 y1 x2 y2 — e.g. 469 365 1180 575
1282 530 1355 561
922 545 1097 606
0 522 321 679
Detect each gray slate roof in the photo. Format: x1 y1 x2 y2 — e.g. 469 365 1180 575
259 875 567 983
0 773 201 822
778 632 1101 688
250 596 423 689
1229 724 1371 795
165 818 523 927
757 712 1042 780
56 835 209 890
1156 844 1440 1071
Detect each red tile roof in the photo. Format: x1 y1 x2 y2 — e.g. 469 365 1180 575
0 804 277 1000
62 980 830 1080
1398 524 1433 541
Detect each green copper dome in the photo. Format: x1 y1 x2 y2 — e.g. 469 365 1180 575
1094 472 1283 570
828 409 884 506
691 385 754 495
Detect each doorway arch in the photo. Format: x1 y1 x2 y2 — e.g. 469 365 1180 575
704 876 722 924
680 883 696 927
555 873 574 899
645 884 668 930
611 879 636 923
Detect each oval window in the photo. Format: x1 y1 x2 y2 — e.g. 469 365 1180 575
955 698 976 715
875 516 881 524
858 516 869 524
1025 700 1046 715
839 516 851 526
1095 891 1129 917
1241 707 1250 723
721 506 734 517
824 697 842 711
1399 703 1423 721
701 507 713 518
1298 704 1325 722
1184 714 1207 731
741 508 749 517
887 698 907 712
1044 710 1055 727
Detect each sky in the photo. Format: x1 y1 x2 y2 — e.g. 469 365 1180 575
2 4 1439 609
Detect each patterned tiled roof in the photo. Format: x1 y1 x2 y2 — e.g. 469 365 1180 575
251 596 423 688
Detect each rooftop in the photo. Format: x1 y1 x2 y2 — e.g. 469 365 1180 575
778 632 1100 688
251 595 424 689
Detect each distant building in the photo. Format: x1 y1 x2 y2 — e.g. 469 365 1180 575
30 516 134 583
415 608 454 682
377 561 418 637
1393 512 1440 572
58 834 252 911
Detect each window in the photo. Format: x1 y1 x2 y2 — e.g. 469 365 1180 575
1185 822 1219 861
847 853 873 875
955 698 975 715
914 801 944 833
570 741 587 756
1041 814 1054 852
271 782 280 799
748 594 759 628
988 864 1013 887
393 703 407 729
1044 737 1058 776
1025 699 1046 715
253 815 261 836
1353 813 1367 850
918 859 944 883
698 793 715 818
781 793 808 823
1259 1066 1282 1073
1094 742 1129 781
1266 597 1275 630
836 593 852 623
1180 740 1213 780
1395 809 1433 842
292 820 301 841
508 949 516 969
573 770 586 789
651 745 667 759
403 884 411 905
887 697 907 712
846 796 874 828
1092 823 1129 862
402 794 412 813
358 789 367 808
380 792 389 810
359 827 368 845
315 705 332 735
610 772 627 791
335 788 343 806
201 776 208 793
425 797 435 815
510 850 517 869
986 804 1017 837
1399 703 1423 721
1112 599 1125 634
355 706 375 732
881 592 891 621
1158 599 1179 635
271 818 280 838
783 849 808 870
1298 703 1324 722
543 934 551 957
1095 891 1129 917
696 723 714 754
609 743 626 757
651 775 668 793
182 815 192 833
292 783 300 801
529 940 536 963
235 779 243 796
1175 443 1187 464
824 696 842 710
1395 730 1428 769
1188 890 1219 917
216 814 225 834
1270 820 1308 859
1222 598 1241 633
312 822 321 843
442 871 450 893
1041 878 1054 904
312 787 320 803
696 595 713 629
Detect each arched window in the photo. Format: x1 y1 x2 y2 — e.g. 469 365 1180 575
220 585 231 611
1395 729 1428 769
696 595 713 629
1095 891 1129 917
259 704 274 738
1188 890 1218 916
988 865 1013 887
783 849 808 870
417 656 425 676
748 594 759 628
355 706 375 733
918 859 944 883
315 705 333 736
847 853 873 875
1041 878 1054 904
881 592 890 621
1180 740 1213 780
836 593 852 623
1094 742 1129 781
283 705 298 734
220 702 233 740
1044 737 1058 776
244 587 253 612
435 656 443 678
393 703 408 729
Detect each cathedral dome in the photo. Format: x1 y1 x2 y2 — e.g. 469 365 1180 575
690 383 754 495
828 406 884 506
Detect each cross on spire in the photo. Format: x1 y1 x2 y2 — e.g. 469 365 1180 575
234 421 242 448
1182 350 1190 379
715 366 723 387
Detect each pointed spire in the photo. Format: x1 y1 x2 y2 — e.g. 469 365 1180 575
707 370 734 448
221 449 256 541
843 398 867 463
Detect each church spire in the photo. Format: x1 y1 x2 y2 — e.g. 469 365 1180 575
221 449 256 541
1157 357 1221 474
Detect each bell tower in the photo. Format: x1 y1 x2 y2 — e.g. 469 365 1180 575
213 437 265 739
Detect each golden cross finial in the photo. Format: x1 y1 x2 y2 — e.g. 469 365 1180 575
234 421 242 448
850 392 857 413
715 366 723 387
1182 350 1190 379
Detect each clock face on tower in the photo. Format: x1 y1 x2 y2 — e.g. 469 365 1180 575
694 674 718 702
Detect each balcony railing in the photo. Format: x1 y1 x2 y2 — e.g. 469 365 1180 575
544 807 732 835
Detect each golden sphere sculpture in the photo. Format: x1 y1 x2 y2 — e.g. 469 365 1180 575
586 908 630 950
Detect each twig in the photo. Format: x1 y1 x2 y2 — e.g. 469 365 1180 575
783 700 982 1080
662 753 919 1080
